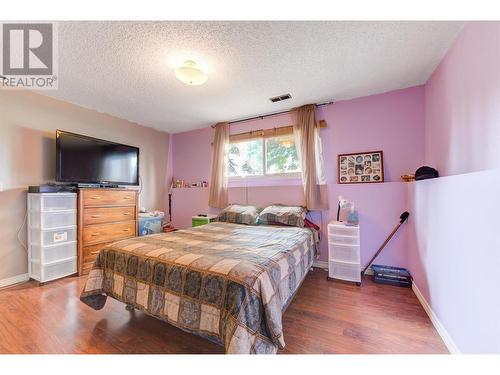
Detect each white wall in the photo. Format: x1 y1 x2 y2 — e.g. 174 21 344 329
424 22 500 176
407 171 500 353
408 22 500 353
0 90 170 282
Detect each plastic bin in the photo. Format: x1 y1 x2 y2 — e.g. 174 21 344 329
328 260 361 282
192 215 217 227
371 264 412 288
328 243 360 263
328 222 359 237
30 242 77 263
29 210 76 229
31 257 77 283
28 193 78 283
328 234 360 245
30 227 77 246
138 214 164 236
28 193 76 211
39 257 77 282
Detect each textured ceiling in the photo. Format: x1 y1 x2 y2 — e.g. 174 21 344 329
39 21 463 133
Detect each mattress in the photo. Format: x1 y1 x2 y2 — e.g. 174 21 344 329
80 222 316 354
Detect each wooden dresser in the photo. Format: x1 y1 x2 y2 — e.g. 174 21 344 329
77 188 138 275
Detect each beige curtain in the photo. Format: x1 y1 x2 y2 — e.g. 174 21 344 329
294 105 328 210
208 122 229 208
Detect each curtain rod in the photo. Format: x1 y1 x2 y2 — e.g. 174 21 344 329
211 100 334 128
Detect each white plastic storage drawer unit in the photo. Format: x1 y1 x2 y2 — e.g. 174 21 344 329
29 210 76 230
30 226 77 246
28 193 77 283
327 221 361 285
29 193 76 212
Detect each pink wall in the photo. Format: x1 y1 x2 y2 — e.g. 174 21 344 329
408 22 500 353
424 22 500 176
170 86 425 267
169 22 500 353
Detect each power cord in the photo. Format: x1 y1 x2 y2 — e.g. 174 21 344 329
138 175 143 195
16 209 28 252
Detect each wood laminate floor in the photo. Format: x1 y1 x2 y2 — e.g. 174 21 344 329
0 268 448 354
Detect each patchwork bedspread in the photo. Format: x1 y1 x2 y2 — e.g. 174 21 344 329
80 222 316 354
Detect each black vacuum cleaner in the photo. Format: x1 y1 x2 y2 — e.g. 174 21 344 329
362 211 412 287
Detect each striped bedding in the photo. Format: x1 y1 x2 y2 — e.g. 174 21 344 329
80 222 317 354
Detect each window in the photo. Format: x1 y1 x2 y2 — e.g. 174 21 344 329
265 135 300 174
227 134 301 178
228 139 263 177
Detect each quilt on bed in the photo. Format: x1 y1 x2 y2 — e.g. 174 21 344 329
80 222 316 354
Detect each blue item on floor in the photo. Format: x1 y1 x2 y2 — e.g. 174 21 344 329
138 212 164 236
371 264 412 288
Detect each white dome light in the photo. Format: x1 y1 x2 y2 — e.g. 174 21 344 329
174 60 208 85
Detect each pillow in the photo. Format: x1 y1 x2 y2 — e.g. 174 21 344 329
257 205 306 228
217 204 260 225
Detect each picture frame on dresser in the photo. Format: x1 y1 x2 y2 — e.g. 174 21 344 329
338 150 384 184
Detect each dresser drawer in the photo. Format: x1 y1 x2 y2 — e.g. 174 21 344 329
82 241 115 264
82 190 136 207
81 241 116 275
82 221 136 245
83 206 136 225
81 261 94 275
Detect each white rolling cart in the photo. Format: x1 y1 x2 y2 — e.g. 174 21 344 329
28 193 78 284
327 221 361 286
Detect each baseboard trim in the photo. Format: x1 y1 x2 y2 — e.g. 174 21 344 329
0 273 29 289
412 282 460 354
313 260 328 270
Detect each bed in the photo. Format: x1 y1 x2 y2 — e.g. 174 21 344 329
80 221 317 354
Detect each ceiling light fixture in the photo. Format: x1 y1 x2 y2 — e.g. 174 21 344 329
174 60 208 86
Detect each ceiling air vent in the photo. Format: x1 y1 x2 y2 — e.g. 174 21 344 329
269 93 292 103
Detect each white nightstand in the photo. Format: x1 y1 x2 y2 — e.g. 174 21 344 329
327 221 361 285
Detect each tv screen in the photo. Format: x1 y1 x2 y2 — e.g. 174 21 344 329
56 130 139 185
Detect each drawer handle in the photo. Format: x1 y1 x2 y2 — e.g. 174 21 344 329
91 196 102 200
123 212 131 216
124 196 132 199
91 214 101 218
90 233 101 237
123 228 131 232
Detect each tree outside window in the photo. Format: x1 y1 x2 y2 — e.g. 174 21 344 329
227 135 300 178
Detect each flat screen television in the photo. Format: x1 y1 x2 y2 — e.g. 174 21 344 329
56 130 139 186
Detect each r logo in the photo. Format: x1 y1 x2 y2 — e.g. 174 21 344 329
2 23 53 75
